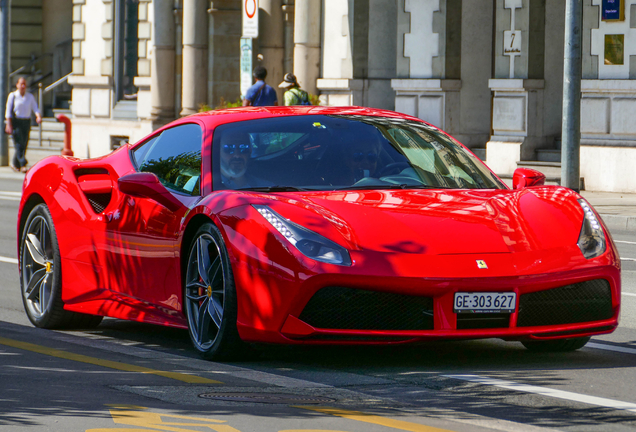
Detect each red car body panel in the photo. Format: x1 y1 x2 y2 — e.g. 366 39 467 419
17 106 621 345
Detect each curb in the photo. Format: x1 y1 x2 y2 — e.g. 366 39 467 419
599 214 636 233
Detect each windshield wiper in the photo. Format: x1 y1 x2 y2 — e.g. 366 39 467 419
236 185 313 192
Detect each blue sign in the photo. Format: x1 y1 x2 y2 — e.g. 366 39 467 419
602 0 623 21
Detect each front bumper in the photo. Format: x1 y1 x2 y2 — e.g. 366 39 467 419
234 261 620 344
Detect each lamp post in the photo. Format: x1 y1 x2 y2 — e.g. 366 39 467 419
561 0 583 192
0 0 9 166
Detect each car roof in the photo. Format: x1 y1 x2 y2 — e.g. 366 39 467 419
171 105 427 130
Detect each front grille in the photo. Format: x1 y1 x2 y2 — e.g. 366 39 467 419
517 279 613 327
457 313 510 329
299 287 434 330
86 193 111 213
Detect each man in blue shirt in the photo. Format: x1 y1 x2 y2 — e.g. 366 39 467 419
242 66 278 107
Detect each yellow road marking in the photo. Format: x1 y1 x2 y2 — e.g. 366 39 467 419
86 405 240 432
0 336 222 384
295 406 456 432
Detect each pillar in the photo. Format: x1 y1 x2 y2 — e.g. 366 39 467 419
150 0 175 123
181 0 208 116
293 0 320 95
258 0 285 102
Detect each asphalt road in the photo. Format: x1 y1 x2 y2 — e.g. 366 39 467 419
2 175 636 432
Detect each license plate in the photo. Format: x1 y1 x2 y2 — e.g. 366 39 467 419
453 292 516 313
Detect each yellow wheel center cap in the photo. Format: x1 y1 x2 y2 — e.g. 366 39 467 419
206 286 212 297
45 262 52 272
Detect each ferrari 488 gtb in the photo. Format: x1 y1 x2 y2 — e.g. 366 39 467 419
17 106 620 359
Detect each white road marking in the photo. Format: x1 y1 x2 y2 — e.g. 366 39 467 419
587 342 636 355
615 240 636 245
0 192 20 201
624 292 636 297
0 256 18 265
621 257 636 262
443 374 636 414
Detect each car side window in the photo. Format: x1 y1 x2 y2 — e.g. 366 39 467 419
134 123 202 196
131 136 158 168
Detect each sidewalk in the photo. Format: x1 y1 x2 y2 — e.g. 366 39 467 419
1 166 635 232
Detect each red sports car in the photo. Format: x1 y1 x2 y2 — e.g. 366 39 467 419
17 106 620 360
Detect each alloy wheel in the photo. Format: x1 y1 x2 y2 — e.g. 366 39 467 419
22 214 55 319
185 233 226 351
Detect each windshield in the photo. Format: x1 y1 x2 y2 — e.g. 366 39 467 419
212 115 505 191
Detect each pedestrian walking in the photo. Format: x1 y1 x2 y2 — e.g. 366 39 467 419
4 77 42 172
242 66 278 107
279 73 311 106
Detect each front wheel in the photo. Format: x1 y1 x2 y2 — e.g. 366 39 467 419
521 337 590 352
20 204 103 329
184 223 248 360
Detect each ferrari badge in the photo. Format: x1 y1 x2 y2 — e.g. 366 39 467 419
476 260 488 269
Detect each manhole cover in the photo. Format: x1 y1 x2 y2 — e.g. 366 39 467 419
199 392 336 404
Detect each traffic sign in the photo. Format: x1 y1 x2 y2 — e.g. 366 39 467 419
240 38 253 98
243 0 258 38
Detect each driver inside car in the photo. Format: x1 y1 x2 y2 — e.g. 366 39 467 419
219 130 271 189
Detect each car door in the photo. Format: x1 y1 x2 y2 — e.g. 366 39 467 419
103 123 204 314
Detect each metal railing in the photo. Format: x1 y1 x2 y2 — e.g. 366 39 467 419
37 72 72 148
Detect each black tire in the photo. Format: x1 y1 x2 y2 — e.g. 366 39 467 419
20 204 103 329
183 223 249 361
521 337 590 352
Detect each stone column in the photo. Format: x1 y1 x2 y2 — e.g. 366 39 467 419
293 0 321 95
486 0 547 175
207 2 242 108
258 0 285 103
181 0 208 116
150 0 175 123
391 0 462 131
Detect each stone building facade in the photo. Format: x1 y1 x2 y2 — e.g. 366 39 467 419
27 0 636 192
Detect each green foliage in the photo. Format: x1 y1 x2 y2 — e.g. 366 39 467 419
198 94 321 111
199 97 243 112
139 151 202 195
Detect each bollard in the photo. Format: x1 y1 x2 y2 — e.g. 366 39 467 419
55 114 73 156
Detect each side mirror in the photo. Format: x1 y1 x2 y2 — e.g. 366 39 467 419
512 168 546 189
118 172 182 212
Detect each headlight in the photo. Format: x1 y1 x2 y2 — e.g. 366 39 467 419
253 205 352 266
577 199 606 259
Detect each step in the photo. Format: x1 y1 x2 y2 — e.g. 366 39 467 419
513 161 585 190
471 147 486 161
53 108 72 117
516 161 562 178
112 100 138 120
36 118 67 131
28 130 66 142
536 148 560 163
9 144 63 168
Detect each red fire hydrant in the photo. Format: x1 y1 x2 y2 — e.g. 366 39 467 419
55 114 74 157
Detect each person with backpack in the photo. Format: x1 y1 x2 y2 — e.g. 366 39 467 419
243 66 278 107
279 73 311 106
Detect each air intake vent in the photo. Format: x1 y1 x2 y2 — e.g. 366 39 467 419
517 279 613 327
86 193 112 213
299 287 434 330
75 168 113 214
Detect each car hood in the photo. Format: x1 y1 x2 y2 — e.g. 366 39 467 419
265 187 585 255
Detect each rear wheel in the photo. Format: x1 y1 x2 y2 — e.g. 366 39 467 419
20 204 103 329
184 223 248 360
521 337 590 352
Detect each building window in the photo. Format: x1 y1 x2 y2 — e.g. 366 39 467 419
115 0 139 101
